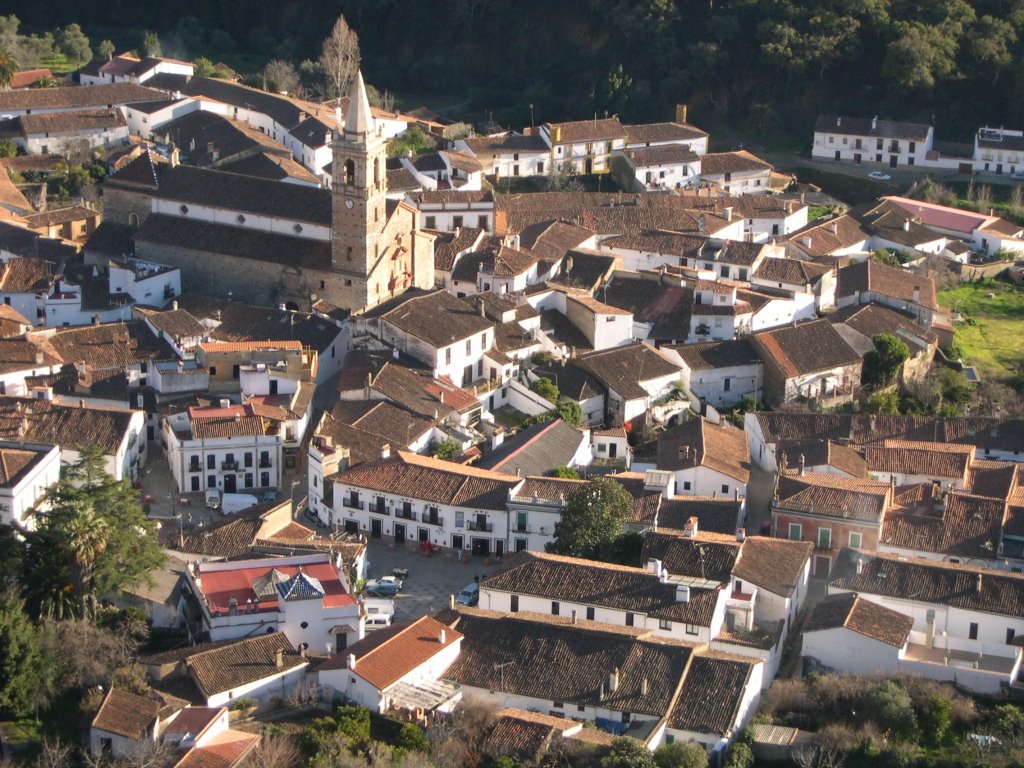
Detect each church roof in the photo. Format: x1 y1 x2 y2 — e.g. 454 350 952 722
345 70 374 139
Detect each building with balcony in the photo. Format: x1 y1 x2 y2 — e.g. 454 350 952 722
812 115 934 169
0 441 60 530
329 450 524 557
540 118 628 175
162 400 282 493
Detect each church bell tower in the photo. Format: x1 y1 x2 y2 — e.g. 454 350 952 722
331 71 389 293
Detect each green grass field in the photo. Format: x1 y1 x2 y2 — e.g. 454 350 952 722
938 281 1024 382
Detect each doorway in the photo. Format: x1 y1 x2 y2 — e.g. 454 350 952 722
814 555 831 578
452 533 464 550
471 538 490 556
224 474 236 493
394 523 406 545
345 519 358 535
418 528 429 542
370 518 382 539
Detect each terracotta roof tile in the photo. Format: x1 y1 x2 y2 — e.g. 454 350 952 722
775 471 893 522
668 652 756 735
733 536 813 597
804 592 913 647
752 319 861 377
657 417 750 483
186 634 306 698
319 616 461 689
91 688 161 740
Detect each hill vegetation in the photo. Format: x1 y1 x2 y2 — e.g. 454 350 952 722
2 0 1023 141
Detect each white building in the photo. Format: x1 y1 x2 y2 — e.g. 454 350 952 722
318 616 462 714
454 133 550 178
0 441 60 530
663 339 764 408
656 416 750 498
182 552 362 654
827 549 1024 694
328 450 524 558
405 190 496 233
540 118 628 175
162 401 282 494
812 115 934 169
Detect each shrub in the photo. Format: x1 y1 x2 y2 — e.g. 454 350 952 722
864 681 917 741
530 377 559 403
653 740 706 768
722 742 752 768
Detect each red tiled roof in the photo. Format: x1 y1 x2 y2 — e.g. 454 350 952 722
319 616 461 690
195 557 355 615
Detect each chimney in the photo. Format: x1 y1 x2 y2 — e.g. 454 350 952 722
646 558 663 575
836 117 842 128
172 300 179 311
903 219 910 232
856 558 864 574
676 584 691 604
802 236 812 249
676 104 688 124
300 644 307 659
347 653 356 669
641 677 649 697
736 527 746 543
609 668 620 692
34 350 44 365
799 453 806 476
684 516 698 537
723 206 733 221
571 609 578 625
925 609 936 649
380 443 391 459
871 115 878 131
912 286 921 303
439 629 446 644
275 648 284 668
976 573 983 594
92 314 101 326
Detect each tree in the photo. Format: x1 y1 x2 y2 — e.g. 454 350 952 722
722 743 753 768
553 466 582 479
0 592 46 717
865 390 900 415
97 40 115 60
602 737 657 768
865 680 918 740
654 741 707 768
547 476 632 559
56 24 91 64
552 400 583 427
919 695 952 748
395 723 430 753
0 45 17 91
192 56 216 77
25 448 164 620
263 59 300 94
530 377 559 404
863 333 910 386
319 14 360 99
435 439 459 460
139 32 161 58
241 732 303 768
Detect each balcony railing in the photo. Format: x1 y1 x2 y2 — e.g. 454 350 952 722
468 521 493 532
396 509 416 521
369 503 389 515
421 514 444 526
343 499 364 510
189 463 201 473
221 461 238 471
259 459 272 468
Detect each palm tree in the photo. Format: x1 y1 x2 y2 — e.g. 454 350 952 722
0 46 18 92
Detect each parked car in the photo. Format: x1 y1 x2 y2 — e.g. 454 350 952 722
868 171 892 181
456 582 479 606
262 491 278 502
1011 171 1024 180
365 576 402 598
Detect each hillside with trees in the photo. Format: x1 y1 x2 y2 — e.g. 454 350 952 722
3 0 1023 141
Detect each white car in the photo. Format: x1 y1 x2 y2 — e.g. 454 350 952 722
868 171 892 181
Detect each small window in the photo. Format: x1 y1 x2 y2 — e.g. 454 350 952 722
685 623 699 635
577 704 585 712
425 216 436 229
683 481 691 491
510 595 519 612
179 204 189 215
659 619 672 630
553 701 564 709
300 621 308 629
788 523 802 541
586 606 595 620
969 622 979 640
849 532 862 548
551 601 559 615
293 223 303 234
236 214 246 224
1008 628 1016 645
721 484 729 494
625 612 634 627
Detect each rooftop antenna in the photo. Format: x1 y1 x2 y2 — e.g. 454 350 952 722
493 660 515 690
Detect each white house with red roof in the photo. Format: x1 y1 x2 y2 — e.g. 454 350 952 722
182 552 362 654
318 615 463 715
883 196 1024 257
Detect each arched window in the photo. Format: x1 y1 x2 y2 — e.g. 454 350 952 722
346 246 353 261
343 159 355 186
128 212 140 229
373 157 380 187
